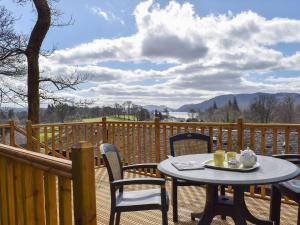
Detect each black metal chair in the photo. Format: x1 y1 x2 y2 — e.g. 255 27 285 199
270 154 300 225
169 132 225 222
100 143 169 225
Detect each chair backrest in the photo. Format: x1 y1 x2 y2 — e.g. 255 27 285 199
273 154 300 166
100 143 123 182
170 132 211 157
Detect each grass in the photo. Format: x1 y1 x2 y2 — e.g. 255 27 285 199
82 115 137 122
39 128 58 143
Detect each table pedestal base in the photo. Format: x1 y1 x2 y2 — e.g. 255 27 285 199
197 185 273 225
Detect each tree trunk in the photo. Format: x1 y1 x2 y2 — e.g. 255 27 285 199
26 0 51 124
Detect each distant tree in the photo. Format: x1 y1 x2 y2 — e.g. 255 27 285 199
8 109 15 119
0 109 7 121
232 97 240 112
163 108 169 118
136 107 150 121
54 103 69 122
248 94 277 123
213 101 218 110
123 101 132 119
275 95 295 123
228 100 232 108
113 103 122 118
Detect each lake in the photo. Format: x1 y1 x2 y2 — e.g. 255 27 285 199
169 112 189 119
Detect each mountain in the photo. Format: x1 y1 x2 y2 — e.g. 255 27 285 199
143 105 174 112
176 93 300 112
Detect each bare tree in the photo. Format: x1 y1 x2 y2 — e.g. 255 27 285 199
275 95 295 123
0 1 85 124
248 94 277 123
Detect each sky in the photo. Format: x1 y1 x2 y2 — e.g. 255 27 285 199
2 0 300 108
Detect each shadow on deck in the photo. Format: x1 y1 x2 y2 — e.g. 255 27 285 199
94 168 297 225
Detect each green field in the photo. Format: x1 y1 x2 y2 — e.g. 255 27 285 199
82 115 136 122
39 127 59 142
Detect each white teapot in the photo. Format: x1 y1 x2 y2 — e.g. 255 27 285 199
239 147 257 168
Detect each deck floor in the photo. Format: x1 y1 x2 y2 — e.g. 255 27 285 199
95 168 297 225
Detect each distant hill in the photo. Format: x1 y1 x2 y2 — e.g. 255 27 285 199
143 105 174 112
176 93 300 112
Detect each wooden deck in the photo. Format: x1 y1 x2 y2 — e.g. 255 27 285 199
95 168 298 225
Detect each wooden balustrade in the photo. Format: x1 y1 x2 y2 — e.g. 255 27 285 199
0 142 97 225
1 117 300 201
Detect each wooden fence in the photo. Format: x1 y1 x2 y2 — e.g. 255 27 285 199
1 117 300 200
0 141 97 225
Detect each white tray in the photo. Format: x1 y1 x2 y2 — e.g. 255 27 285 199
203 160 260 172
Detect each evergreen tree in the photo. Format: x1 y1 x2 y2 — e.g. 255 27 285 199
228 100 232 108
232 97 240 111
213 101 218 110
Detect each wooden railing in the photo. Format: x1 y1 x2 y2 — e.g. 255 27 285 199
0 142 97 225
2 117 300 200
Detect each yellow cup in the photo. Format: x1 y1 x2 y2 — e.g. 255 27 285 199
227 151 237 161
214 150 225 166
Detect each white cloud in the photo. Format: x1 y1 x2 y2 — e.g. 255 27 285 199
91 7 109 21
36 1 300 108
91 7 125 25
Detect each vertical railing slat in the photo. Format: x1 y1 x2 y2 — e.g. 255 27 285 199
24 165 35 225
261 128 266 155
7 159 16 225
0 156 9 225
227 127 232 151
58 178 72 225
127 124 130 164
45 173 58 225
218 127 222 149
272 128 278 154
163 125 167 159
132 124 136 164
65 126 70 159
14 162 25 225
285 127 290 154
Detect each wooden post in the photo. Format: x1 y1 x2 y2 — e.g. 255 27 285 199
237 117 244 153
102 117 107 143
9 120 15 147
26 120 33 151
154 117 161 164
72 142 97 225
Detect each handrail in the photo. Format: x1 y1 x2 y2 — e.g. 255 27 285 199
0 144 72 178
31 121 103 128
0 124 10 128
245 123 300 128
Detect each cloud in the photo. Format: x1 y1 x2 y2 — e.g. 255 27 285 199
34 1 300 108
91 7 125 25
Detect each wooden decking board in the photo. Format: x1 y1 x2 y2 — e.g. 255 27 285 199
95 168 298 225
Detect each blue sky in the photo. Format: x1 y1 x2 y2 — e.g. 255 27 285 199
2 0 300 108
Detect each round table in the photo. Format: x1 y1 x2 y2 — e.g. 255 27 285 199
158 154 300 225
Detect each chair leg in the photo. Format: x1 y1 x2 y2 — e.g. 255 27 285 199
270 185 281 225
172 180 178 222
162 209 168 225
116 212 121 225
109 210 115 225
297 204 300 225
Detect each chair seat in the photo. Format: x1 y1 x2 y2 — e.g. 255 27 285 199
116 188 168 209
277 179 300 202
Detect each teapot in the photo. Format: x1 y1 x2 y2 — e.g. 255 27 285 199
239 147 257 168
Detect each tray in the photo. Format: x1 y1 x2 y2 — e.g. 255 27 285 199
203 160 260 172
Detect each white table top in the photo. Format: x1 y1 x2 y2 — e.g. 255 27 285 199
158 154 300 185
